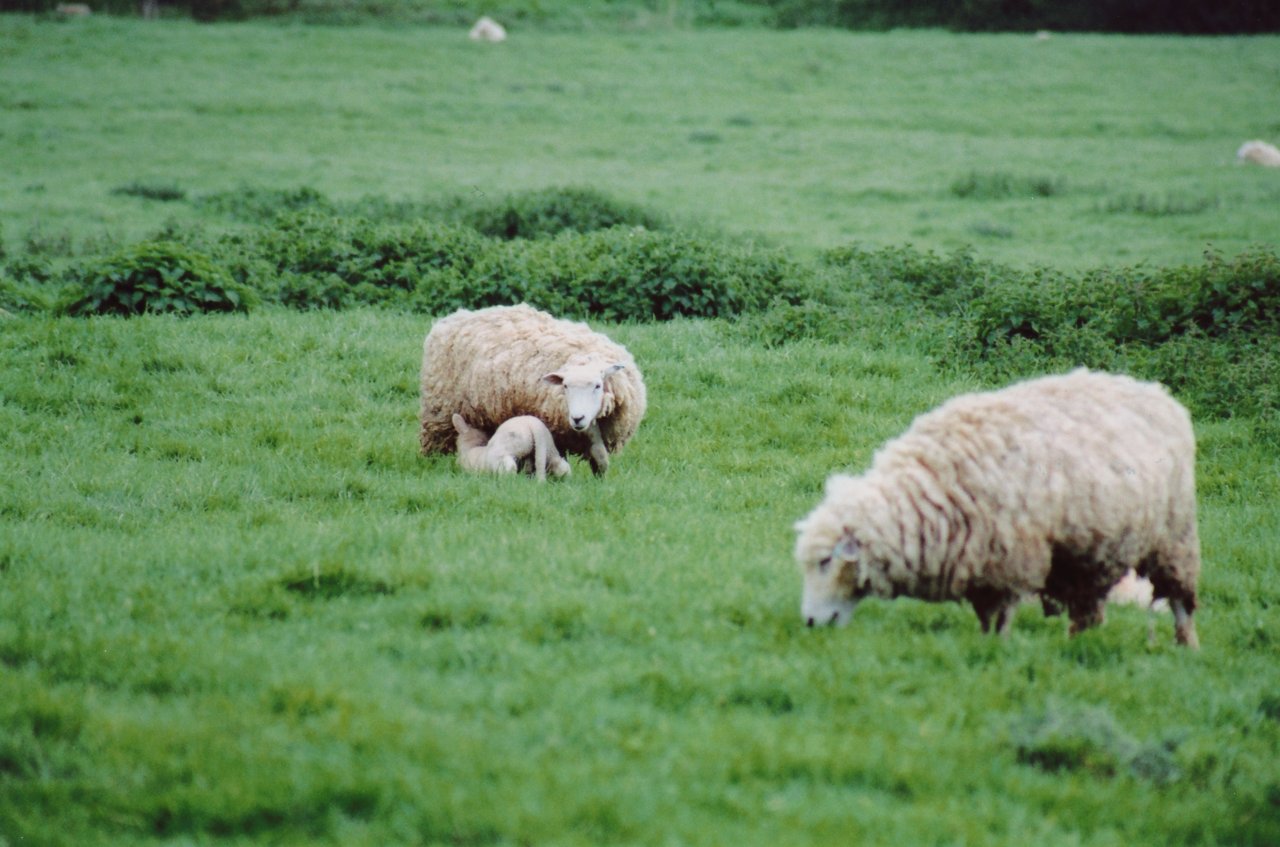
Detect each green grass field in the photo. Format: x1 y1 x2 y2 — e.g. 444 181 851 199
3 17 1279 268
2 15 1279 847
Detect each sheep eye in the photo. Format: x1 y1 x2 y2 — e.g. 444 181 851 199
817 556 832 573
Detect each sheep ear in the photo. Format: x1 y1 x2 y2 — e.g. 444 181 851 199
542 372 565 386
451 413 468 433
603 363 626 377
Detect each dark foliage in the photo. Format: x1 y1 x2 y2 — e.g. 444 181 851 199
824 244 1280 434
758 0 1279 34
458 186 668 240
60 241 255 316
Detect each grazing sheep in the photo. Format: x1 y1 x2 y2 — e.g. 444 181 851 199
1237 140 1280 167
453 414 571 481
794 369 1201 647
55 2 92 14
468 15 507 42
420 304 646 476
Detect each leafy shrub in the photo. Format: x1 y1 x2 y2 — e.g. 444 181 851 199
60 241 254 316
0 278 46 315
553 227 804 320
456 186 668 240
0 258 59 314
196 185 333 223
231 212 811 320
824 244 1280 426
245 213 489 310
823 244 995 315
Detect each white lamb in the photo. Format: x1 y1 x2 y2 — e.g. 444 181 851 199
420 304 647 476
794 369 1201 647
453 414 570 481
1237 140 1280 167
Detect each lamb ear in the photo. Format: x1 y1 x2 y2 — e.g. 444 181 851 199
542 372 565 386
451 413 468 433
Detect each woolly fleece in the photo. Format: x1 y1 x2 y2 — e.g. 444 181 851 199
795 369 1200 646
420 304 646 471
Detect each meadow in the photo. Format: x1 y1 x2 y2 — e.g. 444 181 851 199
2 14 1280 847
3 17 1279 267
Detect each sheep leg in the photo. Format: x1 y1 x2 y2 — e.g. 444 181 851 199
967 587 1017 636
993 600 1018 637
533 434 548 482
1067 600 1106 637
1171 599 1199 649
586 424 610 476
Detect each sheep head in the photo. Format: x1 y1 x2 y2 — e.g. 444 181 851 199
542 357 626 433
794 474 891 628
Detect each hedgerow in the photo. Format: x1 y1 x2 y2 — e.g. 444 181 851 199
227 212 811 319
456 186 669 240
822 244 1280 438
13 181 1280 433
196 185 667 239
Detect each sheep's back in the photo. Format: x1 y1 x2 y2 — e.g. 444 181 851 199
867 370 1195 588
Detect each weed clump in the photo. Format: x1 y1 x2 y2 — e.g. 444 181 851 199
60 241 255 317
950 171 1065 199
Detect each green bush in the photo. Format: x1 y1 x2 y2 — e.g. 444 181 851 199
458 186 668 240
824 244 1280 427
232 212 811 320
60 241 254 316
196 185 333 223
0 257 59 314
245 213 489 310
478 227 804 321
196 185 667 238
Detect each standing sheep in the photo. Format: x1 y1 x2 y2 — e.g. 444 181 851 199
453 414 571 481
420 304 646 476
794 369 1201 647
